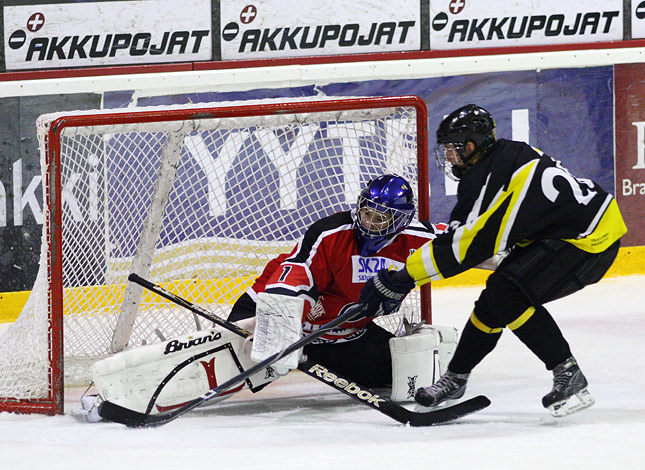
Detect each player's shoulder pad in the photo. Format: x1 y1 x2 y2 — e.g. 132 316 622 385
305 211 354 239
288 211 354 263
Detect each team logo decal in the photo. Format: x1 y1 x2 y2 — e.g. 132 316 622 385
351 255 405 283
407 375 418 399
265 366 277 379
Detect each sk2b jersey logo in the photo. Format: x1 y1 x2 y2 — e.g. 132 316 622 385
351 256 405 283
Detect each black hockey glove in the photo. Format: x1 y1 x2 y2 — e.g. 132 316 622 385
359 268 416 318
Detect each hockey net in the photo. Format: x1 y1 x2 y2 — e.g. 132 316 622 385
0 96 430 414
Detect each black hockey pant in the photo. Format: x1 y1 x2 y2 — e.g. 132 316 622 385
448 239 620 374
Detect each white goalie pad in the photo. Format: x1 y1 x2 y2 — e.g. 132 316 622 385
389 325 458 402
90 326 279 415
251 292 304 373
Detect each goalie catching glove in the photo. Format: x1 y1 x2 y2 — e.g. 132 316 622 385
359 268 416 317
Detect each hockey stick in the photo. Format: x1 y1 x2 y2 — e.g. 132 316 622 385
120 274 490 426
101 274 490 427
298 358 489 426
126 273 250 338
98 275 367 427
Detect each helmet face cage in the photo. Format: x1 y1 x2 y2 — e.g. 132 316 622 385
354 175 416 256
435 104 496 180
434 142 466 181
356 197 409 238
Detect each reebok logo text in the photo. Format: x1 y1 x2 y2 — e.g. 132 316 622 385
308 364 385 407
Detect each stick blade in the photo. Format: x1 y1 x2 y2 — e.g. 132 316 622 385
98 400 171 428
407 395 491 426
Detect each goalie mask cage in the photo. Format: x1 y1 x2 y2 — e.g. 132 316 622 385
0 95 430 415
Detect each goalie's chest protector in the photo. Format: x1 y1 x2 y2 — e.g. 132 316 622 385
313 229 412 307
268 212 434 329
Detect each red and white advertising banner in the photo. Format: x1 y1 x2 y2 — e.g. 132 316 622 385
220 0 421 60
3 0 212 70
630 1 645 39
614 64 645 247
430 0 623 50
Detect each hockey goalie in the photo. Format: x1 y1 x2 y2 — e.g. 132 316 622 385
76 174 459 422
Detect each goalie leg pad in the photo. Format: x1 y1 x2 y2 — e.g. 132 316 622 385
91 326 279 415
389 325 458 402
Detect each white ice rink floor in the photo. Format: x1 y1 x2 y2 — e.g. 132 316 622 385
1 275 644 470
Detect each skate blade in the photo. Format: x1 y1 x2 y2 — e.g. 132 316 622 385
548 388 595 417
414 397 460 413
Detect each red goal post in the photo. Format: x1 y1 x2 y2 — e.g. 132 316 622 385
0 95 430 415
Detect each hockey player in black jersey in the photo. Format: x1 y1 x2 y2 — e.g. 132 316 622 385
359 104 627 417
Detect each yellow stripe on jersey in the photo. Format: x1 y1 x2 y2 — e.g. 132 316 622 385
563 198 627 253
406 242 442 285
494 161 539 254
454 160 539 263
407 160 540 286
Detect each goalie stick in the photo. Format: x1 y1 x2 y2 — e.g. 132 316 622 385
298 359 489 426
99 274 490 427
98 291 367 427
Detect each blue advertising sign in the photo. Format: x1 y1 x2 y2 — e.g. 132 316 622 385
101 118 407 255
103 66 613 233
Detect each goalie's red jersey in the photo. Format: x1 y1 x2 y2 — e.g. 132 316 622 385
246 211 445 343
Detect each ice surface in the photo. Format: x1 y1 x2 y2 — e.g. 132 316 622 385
1 275 643 470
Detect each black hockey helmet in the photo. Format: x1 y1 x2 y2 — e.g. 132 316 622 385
434 104 496 180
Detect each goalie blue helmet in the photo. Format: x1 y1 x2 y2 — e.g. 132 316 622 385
354 174 416 257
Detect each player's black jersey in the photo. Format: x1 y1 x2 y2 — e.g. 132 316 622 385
407 139 627 284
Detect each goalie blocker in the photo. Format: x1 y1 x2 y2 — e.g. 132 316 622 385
250 292 459 403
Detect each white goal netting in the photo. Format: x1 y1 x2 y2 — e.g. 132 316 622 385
0 96 429 413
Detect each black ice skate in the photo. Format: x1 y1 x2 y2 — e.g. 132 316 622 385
415 371 469 407
542 356 594 417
